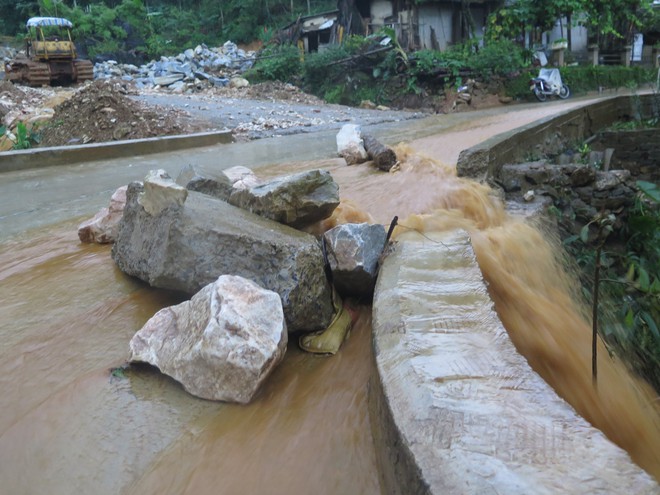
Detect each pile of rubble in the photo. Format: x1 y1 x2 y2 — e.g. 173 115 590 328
94 41 256 93
38 80 200 146
0 81 63 151
0 45 18 72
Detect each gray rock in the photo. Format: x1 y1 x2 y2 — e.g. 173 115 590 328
129 274 287 404
153 74 184 87
323 223 387 298
176 163 233 199
176 164 259 200
169 80 186 93
595 170 631 191
499 164 525 192
138 169 187 215
112 181 334 332
569 165 596 186
224 166 260 191
229 169 339 229
211 77 229 87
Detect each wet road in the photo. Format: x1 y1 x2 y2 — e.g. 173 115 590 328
0 95 608 242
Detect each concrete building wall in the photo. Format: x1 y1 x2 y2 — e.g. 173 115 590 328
418 4 453 50
370 0 393 26
548 18 588 53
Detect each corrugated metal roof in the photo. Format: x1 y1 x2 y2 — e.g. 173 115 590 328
26 17 73 29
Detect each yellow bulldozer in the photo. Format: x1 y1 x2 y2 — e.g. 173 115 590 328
4 17 93 86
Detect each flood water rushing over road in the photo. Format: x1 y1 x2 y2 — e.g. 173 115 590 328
1 101 659 493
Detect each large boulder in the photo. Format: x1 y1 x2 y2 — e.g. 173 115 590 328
129 275 287 404
228 169 339 229
176 164 260 201
78 185 128 244
323 223 387 299
112 180 334 332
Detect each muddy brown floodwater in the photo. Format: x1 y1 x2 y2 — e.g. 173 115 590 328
0 96 658 493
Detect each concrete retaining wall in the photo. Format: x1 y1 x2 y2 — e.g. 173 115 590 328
601 128 660 164
370 230 658 494
456 94 659 183
0 130 232 173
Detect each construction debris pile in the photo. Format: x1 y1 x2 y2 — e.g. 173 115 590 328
38 80 201 147
94 41 256 93
0 81 57 151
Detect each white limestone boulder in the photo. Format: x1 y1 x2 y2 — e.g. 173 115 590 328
78 185 128 244
129 275 287 404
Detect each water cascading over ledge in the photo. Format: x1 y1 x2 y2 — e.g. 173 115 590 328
369 95 660 493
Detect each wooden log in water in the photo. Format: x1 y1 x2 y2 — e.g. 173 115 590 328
362 134 397 171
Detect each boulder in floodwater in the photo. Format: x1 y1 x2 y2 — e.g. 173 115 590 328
78 185 128 244
112 179 334 333
228 169 339 229
323 223 387 299
176 164 260 201
129 275 287 404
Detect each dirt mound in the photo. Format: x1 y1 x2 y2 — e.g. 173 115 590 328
39 80 201 147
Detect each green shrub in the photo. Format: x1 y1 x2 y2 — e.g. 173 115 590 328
470 39 526 77
565 181 660 393
503 65 657 100
559 65 656 94
245 44 302 83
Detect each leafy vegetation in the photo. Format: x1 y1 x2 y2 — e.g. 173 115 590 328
564 180 660 392
485 0 660 48
0 122 41 150
243 44 301 83
502 65 657 99
0 0 336 59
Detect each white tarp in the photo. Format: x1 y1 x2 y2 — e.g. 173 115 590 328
539 68 563 92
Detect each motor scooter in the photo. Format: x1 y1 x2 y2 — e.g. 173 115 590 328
530 68 570 102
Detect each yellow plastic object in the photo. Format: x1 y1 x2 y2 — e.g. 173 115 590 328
299 289 352 355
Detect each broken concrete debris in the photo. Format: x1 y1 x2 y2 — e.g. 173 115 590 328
94 41 255 91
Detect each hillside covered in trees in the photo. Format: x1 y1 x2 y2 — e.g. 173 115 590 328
0 0 337 59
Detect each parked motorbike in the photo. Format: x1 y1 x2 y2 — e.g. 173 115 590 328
530 68 570 102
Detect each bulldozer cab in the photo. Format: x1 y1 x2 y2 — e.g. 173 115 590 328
26 17 77 61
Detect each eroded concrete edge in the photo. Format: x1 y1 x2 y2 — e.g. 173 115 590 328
370 230 658 495
0 130 233 173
